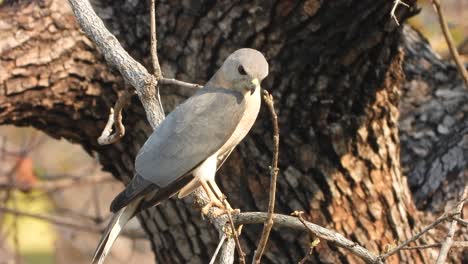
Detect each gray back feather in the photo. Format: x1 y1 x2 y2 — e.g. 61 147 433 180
135 86 246 186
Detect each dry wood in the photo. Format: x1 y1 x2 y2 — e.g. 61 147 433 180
432 0 468 88
253 90 280 264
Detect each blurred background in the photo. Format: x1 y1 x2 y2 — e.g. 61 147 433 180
0 1 466 263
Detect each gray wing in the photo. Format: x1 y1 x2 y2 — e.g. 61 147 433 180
135 86 246 186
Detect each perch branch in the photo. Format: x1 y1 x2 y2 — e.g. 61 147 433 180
98 88 133 145
234 212 383 264
432 0 468 88
253 90 280 264
435 186 468 264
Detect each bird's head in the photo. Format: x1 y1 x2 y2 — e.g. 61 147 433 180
214 48 269 95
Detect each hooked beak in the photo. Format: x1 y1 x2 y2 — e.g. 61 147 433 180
249 78 260 95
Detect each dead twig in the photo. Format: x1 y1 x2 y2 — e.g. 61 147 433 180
150 0 162 78
223 200 246 264
432 0 468 88
390 0 409 26
159 78 202 89
401 241 468 250
98 88 133 145
209 234 227 264
0 174 114 192
0 206 146 239
292 211 321 264
379 212 453 260
253 90 280 264
298 238 320 264
234 212 383 264
435 186 468 264
452 216 468 226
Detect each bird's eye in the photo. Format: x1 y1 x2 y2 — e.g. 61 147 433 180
238 65 247 75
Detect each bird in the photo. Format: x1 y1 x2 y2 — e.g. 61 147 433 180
92 48 269 264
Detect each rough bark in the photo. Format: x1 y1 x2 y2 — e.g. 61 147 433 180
399 26 468 213
0 0 452 263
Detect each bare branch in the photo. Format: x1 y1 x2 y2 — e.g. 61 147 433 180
452 216 468 226
0 173 114 192
98 88 133 145
234 212 383 264
435 186 468 264
0 206 146 239
159 78 202 89
390 0 409 26
401 241 468 250
380 212 451 259
298 238 320 264
223 201 245 264
150 0 162 78
209 234 226 264
432 0 468 88
253 90 280 264
67 0 164 129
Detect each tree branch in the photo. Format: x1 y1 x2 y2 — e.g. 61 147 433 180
150 0 162 78
390 0 409 26
401 241 468 250
435 186 468 264
0 206 146 239
253 90 280 264
97 88 133 145
0 173 114 192
234 212 383 264
67 0 164 130
432 0 468 88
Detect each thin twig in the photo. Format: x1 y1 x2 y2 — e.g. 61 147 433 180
209 234 226 264
390 0 409 26
223 200 245 264
0 206 146 239
298 238 320 264
150 0 162 78
159 78 202 89
401 241 468 250
292 211 321 264
432 0 468 88
0 174 114 191
435 186 468 264
253 90 280 264
98 88 133 145
380 212 453 259
452 216 468 226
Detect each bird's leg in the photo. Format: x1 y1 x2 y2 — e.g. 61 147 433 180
200 180 225 215
208 180 239 214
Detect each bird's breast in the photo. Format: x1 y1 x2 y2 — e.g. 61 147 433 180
216 88 262 156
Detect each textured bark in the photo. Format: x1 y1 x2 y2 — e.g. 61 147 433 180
0 0 453 263
400 26 468 213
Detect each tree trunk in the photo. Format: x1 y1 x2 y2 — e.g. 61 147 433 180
399 26 468 214
1 0 453 263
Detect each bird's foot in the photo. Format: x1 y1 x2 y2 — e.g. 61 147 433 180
201 199 225 216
